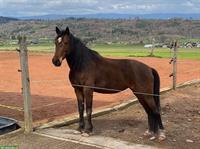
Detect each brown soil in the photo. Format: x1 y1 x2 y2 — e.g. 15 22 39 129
66 84 200 149
0 51 199 124
0 132 98 149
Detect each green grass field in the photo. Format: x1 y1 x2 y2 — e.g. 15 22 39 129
93 44 200 59
0 43 200 60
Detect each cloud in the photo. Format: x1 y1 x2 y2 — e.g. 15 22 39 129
184 1 194 7
0 0 199 17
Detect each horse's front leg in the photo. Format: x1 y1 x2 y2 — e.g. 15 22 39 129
83 88 93 134
75 88 85 133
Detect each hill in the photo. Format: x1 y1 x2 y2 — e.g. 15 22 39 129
0 16 18 24
18 13 200 20
0 18 199 44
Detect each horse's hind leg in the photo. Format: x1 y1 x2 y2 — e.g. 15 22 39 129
141 98 159 135
143 96 166 140
158 115 164 130
156 112 166 140
144 96 161 138
131 91 160 139
137 98 154 136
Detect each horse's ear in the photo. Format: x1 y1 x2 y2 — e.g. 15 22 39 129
56 26 61 35
65 27 70 35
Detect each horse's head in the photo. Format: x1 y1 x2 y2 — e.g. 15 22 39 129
52 26 70 67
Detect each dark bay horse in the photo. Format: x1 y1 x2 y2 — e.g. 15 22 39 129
52 27 166 140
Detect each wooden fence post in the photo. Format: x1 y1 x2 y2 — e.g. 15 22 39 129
169 40 178 90
18 36 33 133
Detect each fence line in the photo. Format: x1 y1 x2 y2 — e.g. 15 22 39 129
104 51 200 53
1 38 199 133
71 84 162 97
177 62 200 64
31 79 67 83
177 68 200 74
29 66 199 86
1 67 199 85
18 35 33 133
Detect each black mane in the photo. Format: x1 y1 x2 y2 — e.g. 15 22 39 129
66 33 102 71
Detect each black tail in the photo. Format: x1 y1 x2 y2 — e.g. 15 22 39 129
152 68 160 111
152 68 164 130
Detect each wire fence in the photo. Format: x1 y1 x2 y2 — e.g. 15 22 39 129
0 37 200 133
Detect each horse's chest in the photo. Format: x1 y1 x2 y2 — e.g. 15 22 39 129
69 71 89 84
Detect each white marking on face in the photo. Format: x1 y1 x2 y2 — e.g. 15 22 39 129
58 37 62 43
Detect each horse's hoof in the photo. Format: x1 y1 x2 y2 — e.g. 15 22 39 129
149 136 157 141
73 130 82 135
158 135 166 141
158 130 166 141
81 132 90 137
143 130 153 136
75 127 84 134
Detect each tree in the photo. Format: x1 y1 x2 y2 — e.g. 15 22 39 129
149 38 155 56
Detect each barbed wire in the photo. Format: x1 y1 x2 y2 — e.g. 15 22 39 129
31 79 67 83
103 51 200 53
32 79 163 97
177 68 200 74
1 48 199 112
29 66 199 82
30 69 199 95
1 72 198 100
177 62 200 64
71 84 161 97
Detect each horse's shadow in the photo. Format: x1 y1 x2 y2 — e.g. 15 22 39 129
92 118 146 135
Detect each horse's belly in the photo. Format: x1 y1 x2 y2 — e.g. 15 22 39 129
94 69 129 93
94 81 127 94
94 88 122 94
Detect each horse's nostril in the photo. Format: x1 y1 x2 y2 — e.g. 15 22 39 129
52 58 56 65
56 60 61 66
52 59 61 67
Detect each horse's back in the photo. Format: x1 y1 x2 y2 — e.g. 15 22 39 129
101 57 153 79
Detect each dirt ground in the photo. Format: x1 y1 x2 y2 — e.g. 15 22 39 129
0 51 199 124
66 84 200 149
1 84 199 149
0 132 99 149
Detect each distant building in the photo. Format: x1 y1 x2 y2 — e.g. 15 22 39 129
185 42 193 48
30 39 39 44
184 42 199 48
144 44 153 48
162 45 168 48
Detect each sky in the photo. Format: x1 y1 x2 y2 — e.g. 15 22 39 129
0 0 199 17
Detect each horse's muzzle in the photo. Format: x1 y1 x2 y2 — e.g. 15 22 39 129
52 58 61 67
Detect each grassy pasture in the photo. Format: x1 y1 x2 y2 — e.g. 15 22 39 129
0 43 200 60
93 44 200 59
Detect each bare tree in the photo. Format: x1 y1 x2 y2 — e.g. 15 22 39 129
149 38 155 56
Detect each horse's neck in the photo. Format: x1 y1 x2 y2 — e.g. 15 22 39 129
66 42 91 71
